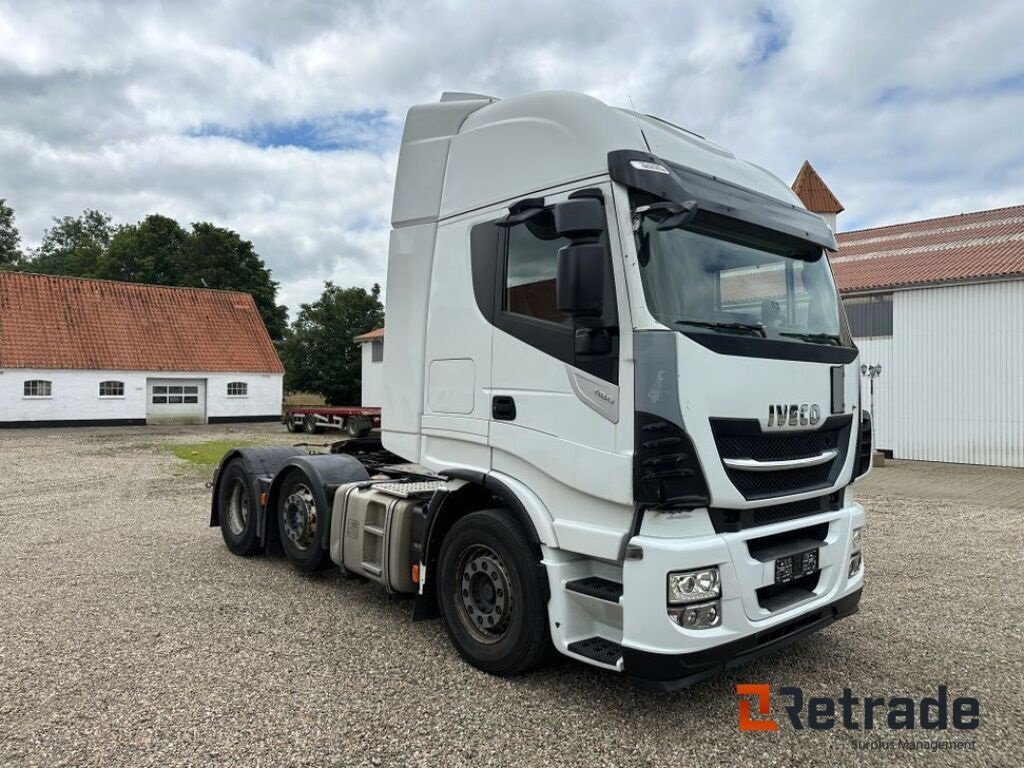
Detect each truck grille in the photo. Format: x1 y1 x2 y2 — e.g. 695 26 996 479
710 416 852 501
708 492 843 533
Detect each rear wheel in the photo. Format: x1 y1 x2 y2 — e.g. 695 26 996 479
276 470 331 572
217 459 262 556
303 415 321 435
345 415 372 438
437 509 552 676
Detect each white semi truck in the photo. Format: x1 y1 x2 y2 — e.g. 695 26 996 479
210 90 871 689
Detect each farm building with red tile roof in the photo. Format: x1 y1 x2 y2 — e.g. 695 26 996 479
0 272 283 426
793 166 1024 467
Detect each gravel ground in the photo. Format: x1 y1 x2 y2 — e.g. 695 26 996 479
1 425 1022 767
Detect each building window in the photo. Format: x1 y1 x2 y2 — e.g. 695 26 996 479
152 384 199 404
504 211 573 326
99 380 125 398
23 379 52 398
844 293 893 337
371 339 384 363
227 382 248 397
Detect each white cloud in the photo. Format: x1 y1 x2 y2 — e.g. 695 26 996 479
1 0 1023 311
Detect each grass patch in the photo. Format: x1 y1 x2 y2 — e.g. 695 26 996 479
169 440 265 466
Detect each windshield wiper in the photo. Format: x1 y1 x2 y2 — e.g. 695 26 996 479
675 319 766 337
779 331 842 345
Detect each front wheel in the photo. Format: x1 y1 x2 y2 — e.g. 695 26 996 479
436 509 552 676
276 470 331 572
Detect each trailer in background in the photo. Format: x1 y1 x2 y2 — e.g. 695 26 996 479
282 406 380 437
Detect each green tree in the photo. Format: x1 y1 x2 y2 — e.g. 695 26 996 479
30 209 116 275
176 222 288 341
101 214 188 284
0 198 22 267
281 282 384 405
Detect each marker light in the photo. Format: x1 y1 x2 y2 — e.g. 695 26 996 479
668 567 721 605
629 159 670 174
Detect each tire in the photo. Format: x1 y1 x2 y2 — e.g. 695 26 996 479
217 459 262 556
303 415 321 435
276 469 331 572
285 416 298 433
436 509 552 676
344 417 360 438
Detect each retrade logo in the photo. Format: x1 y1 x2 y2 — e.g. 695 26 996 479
737 684 778 731
736 684 980 733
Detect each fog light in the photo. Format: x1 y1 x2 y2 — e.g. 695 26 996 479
668 567 721 605
849 551 862 577
852 526 863 551
670 600 722 629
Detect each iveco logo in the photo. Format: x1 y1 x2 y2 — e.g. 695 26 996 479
768 403 821 427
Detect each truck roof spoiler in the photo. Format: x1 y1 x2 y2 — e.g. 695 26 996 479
440 91 497 103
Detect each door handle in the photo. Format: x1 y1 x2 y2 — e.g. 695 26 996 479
492 396 517 421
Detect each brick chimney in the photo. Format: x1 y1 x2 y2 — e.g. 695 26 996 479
791 161 844 231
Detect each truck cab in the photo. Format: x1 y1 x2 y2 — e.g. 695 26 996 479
383 90 867 686
212 90 870 690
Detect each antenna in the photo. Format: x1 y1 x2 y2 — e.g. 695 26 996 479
627 94 652 153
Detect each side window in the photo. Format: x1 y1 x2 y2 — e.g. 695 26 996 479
504 213 571 326
469 193 619 384
24 379 52 397
99 380 125 397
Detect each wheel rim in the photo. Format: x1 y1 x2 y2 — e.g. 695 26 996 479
453 544 513 644
282 483 318 550
227 479 249 536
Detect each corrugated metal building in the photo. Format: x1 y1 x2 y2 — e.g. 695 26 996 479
794 164 1024 467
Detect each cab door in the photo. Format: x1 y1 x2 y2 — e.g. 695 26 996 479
488 183 633 560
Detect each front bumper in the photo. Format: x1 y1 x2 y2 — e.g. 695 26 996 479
624 587 862 690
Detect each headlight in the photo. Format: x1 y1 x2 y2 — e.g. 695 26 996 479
852 526 863 552
668 567 720 605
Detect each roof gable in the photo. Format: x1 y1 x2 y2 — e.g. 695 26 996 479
791 161 844 214
0 272 283 373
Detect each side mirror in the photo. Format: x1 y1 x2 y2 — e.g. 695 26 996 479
554 198 605 240
557 243 605 317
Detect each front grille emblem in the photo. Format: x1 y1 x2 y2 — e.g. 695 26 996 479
768 404 821 427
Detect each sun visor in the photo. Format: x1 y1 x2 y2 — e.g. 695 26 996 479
609 149 838 252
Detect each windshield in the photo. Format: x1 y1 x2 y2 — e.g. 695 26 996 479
635 215 844 344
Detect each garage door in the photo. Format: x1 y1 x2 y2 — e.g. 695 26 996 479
146 379 207 425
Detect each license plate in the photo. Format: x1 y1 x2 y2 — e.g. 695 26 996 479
775 548 819 584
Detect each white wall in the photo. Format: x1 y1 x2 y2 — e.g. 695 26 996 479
360 343 383 408
0 368 283 423
853 279 1024 467
851 336 894 453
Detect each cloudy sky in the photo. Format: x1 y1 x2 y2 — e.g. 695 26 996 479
2 0 1023 314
